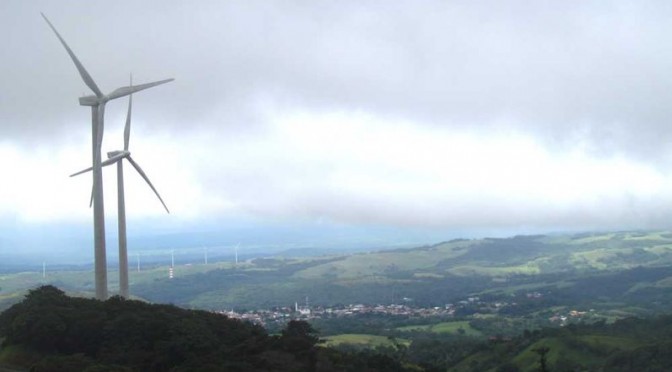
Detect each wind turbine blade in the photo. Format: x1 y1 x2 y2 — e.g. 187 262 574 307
89 186 94 208
106 78 174 101
124 95 132 151
41 13 104 99
70 166 93 177
126 156 170 214
69 154 119 177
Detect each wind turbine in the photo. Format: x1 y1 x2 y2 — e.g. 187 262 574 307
42 14 173 299
71 86 170 298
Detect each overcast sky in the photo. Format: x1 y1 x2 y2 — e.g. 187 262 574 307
3 0 672 249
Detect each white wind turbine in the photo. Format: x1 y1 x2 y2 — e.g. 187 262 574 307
42 13 173 299
71 87 169 298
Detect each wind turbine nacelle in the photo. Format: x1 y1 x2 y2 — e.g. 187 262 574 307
107 150 129 158
79 95 100 106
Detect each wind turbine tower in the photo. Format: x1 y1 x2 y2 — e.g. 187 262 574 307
42 14 173 300
71 84 170 299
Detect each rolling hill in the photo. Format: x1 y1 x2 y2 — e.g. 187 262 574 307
3 230 672 313
125 230 672 313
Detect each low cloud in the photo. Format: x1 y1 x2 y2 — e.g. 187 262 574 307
3 1 672 232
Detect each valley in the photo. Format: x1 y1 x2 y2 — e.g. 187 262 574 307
3 230 672 370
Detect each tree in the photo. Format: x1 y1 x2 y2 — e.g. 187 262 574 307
533 346 550 372
278 320 320 353
277 320 321 371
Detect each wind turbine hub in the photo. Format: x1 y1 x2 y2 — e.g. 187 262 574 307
79 95 101 106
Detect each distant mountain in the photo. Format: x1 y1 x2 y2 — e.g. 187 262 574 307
0 218 456 266
293 231 672 280
130 230 672 312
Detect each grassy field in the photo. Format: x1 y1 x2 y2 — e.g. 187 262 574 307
566 233 617 245
578 335 643 351
512 338 603 372
396 321 482 336
509 334 646 372
321 334 410 348
293 240 475 280
447 264 540 276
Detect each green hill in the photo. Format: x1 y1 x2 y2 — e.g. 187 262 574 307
446 315 672 371
293 231 672 280
4 287 672 371
0 286 413 371
4 230 672 313
126 231 672 312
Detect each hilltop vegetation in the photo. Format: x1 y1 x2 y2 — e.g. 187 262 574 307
4 286 672 371
446 315 672 371
317 314 672 371
0 286 413 371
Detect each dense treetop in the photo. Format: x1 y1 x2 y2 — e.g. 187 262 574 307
0 286 410 371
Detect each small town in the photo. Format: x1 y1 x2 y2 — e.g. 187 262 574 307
217 291 595 330
217 295 510 326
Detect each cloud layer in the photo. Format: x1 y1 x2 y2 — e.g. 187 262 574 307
2 1 672 233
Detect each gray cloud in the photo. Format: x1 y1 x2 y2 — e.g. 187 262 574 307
2 1 671 150
4 0 672 232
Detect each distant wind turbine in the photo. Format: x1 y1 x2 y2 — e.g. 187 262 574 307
71 85 169 298
42 13 173 299
169 250 175 279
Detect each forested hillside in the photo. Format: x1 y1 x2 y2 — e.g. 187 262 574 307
2 286 672 371
3 231 672 370
0 286 411 371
